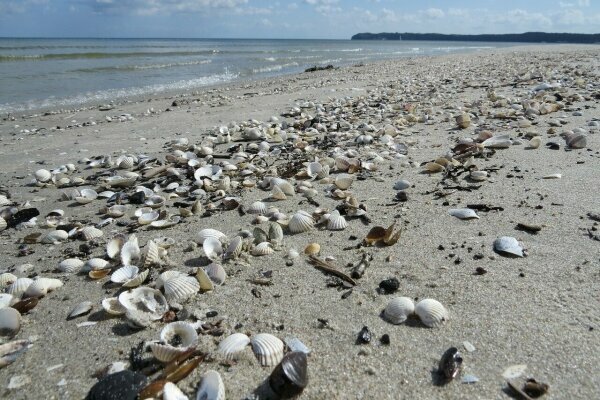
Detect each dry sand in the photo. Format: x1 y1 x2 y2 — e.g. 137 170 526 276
0 45 599 399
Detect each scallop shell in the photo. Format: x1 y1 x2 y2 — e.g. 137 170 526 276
493 236 524 257
121 235 141 266
106 205 128 218
274 181 295 196
383 297 415 325
204 263 226 285
268 222 284 245
247 201 268 215
163 276 200 303
80 226 104 241
111 265 139 284
24 278 63 298
250 333 284 367
448 208 479 220
118 286 169 319
203 237 223 260
116 155 135 169
102 297 126 315
40 230 69 244
0 273 17 288
144 240 162 266
414 298 449 328
196 370 225 400
6 278 34 298
288 211 314 234
197 229 227 245
327 210 347 231
58 258 84 274
35 169 52 183
334 173 354 190
218 333 251 360
223 236 244 260
251 242 274 256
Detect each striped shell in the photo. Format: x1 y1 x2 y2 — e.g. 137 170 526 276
80 226 104 241
383 297 415 324
414 298 449 328
250 333 284 367
247 201 268 215
288 211 314 233
327 210 347 231
223 236 244 260
116 155 135 169
144 240 161 266
6 278 34 298
156 270 187 289
163 276 200 303
24 278 63 298
0 272 17 287
111 265 139 284
218 333 251 360
197 229 227 244
196 370 225 400
204 263 226 285
251 242 274 256
121 235 141 266
150 321 198 362
58 258 84 273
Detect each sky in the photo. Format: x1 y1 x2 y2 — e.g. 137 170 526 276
0 0 598 39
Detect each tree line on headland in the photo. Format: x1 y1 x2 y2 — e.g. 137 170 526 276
351 32 600 43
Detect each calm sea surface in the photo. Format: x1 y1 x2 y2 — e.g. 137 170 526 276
0 38 516 113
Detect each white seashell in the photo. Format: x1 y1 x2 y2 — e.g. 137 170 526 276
268 222 284 245
80 226 104 241
203 237 223 260
111 265 139 284
218 333 251 360
85 257 109 271
287 248 300 259
383 297 415 325
58 258 84 273
163 276 200 303
0 217 6 231
482 134 512 149
151 321 198 362
6 278 34 298
528 136 542 149
138 211 160 225
288 211 314 233
393 179 411 190
0 273 17 288
0 293 13 309
103 175 137 188
163 382 189 400
150 215 181 229
469 170 488 181
197 229 227 244
156 270 187 289
448 208 479 220
75 188 98 204
204 263 226 285
118 286 169 320
106 205 128 218
121 235 141 266
24 277 63 298
134 207 153 218
145 195 166 209
106 236 124 259
493 236 524 257
284 337 311 354
67 301 93 320
270 185 287 201
40 230 69 244
250 333 284 367
223 236 244 260
0 307 21 337
247 201 268 215
144 240 162 266
334 173 355 190
35 169 52 183
414 298 449 328
251 242 274 256
326 210 347 231
195 370 225 400
102 297 126 315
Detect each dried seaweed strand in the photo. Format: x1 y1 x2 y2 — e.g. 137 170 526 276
308 255 356 286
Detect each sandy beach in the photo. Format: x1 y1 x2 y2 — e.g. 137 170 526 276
0 44 599 399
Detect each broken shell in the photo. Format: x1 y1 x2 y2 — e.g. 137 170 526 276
269 351 309 399
469 170 488 181
448 208 480 220
195 370 225 400
155 237 176 249
268 222 284 245
423 162 445 173
415 298 449 328
223 236 244 260
0 217 6 231
150 215 180 229
250 333 284 367
195 268 214 292
197 229 227 245
106 236 125 259
204 262 227 285
0 339 31 369
121 235 141 266
0 307 21 338
247 201 268 215
40 230 69 244
144 240 162 266
271 185 287 201
493 236 525 257
203 237 223 260
383 297 415 325
102 297 126 316
163 276 200 303
288 211 314 233
326 210 347 231
6 278 34 298
218 333 251 360
80 226 104 241
334 173 355 190
150 321 199 362
163 382 187 400
67 301 93 320
303 243 320 256
24 277 63 298
252 242 274 256
118 287 169 320
482 134 512 149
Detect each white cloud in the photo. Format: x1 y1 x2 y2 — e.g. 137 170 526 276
424 7 444 19
0 0 47 13
86 0 249 15
304 0 341 14
578 0 590 6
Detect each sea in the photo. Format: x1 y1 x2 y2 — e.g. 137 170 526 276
0 38 516 114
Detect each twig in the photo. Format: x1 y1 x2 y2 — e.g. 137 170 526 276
308 256 356 286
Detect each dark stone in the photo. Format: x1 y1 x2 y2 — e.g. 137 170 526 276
129 191 146 204
380 334 390 345
378 278 400 294
86 370 147 400
6 208 40 228
395 191 408 202
356 326 371 344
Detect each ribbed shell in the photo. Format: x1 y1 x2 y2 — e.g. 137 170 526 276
204 263 226 285
156 270 187 289
150 321 199 362
24 278 63 298
40 230 69 244
414 298 449 328
6 278 34 298
197 229 227 244
85 258 109 271
117 155 135 169
334 173 355 190
250 333 284 367
81 226 104 241
247 201 268 215
218 333 251 360
270 185 287 200
327 210 348 231
383 297 415 324
223 236 243 260
288 211 314 233
121 235 141 266
111 265 139 284
144 240 161 266
163 276 200 303
0 272 17 287
268 222 284 245
251 242 274 256
58 258 84 273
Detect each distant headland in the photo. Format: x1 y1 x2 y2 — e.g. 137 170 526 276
351 32 600 44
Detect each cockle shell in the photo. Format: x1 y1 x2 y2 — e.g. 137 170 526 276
40 230 69 244
334 173 355 190
251 333 285 367
448 208 479 220
144 240 162 266
223 236 244 260
288 211 314 233
24 278 63 298
118 287 168 320
197 229 227 245
85 257 109 271
163 276 200 303
150 321 199 362
7 278 34 298
247 201 268 215
121 235 141 266
58 258 84 273
415 298 449 328
156 270 187 290
203 237 223 260
80 226 104 241
0 273 17 288
102 297 126 315
204 263 226 285
75 188 98 204
138 211 160 225
107 205 128 218
268 222 284 245
116 155 135 169
195 370 225 400
327 210 347 231
111 265 140 284
218 333 251 360
34 169 52 183
252 242 274 256
493 236 525 257
383 297 415 324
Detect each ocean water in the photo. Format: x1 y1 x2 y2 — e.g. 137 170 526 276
0 38 515 113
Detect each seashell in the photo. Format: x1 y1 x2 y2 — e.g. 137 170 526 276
288 211 314 234
251 333 284 367
247 201 268 215
197 229 227 245
253 227 268 244
58 258 84 274
35 169 52 183
150 215 180 229
102 297 126 315
542 173 561 179
75 188 98 204
284 337 310 355
145 195 166 209
455 113 471 129
80 226 104 241
144 240 162 266
303 242 320 256
155 237 176 249
85 257 109 271
274 181 295 196
0 217 6 231
163 382 188 400
203 237 223 260
383 297 415 325
469 170 488 181
134 207 153 217
103 175 137 188
204 263 227 285
6 278 34 298
482 134 512 149
327 210 347 231
89 269 111 280
448 208 479 220
67 301 93 320
334 173 354 190
528 136 542 149
269 351 309 399
195 370 225 400
195 268 214 292
150 321 199 362
107 205 127 218
163 276 200 303
493 236 525 257
111 265 140 284
156 270 187 289
118 286 169 320
287 248 300 259
24 277 63 298
252 242 274 256
40 229 69 244
223 236 244 260
423 162 444 173
393 179 411 190
0 307 21 338
116 155 135 169
0 339 31 368
0 294 13 309
0 273 17 288
218 333 251 360
121 235 141 266
414 298 449 328
138 211 160 225
268 222 284 245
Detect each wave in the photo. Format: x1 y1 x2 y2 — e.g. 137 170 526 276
72 59 212 73
251 62 299 74
0 50 220 62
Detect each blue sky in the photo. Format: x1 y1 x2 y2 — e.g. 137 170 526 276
0 0 598 38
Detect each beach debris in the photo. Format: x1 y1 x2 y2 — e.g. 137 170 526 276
364 222 401 246
356 326 371 344
86 370 148 400
437 347 463 382
493 236 525 257
269 351 309 399
307 256 356 286
506 378 549 399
